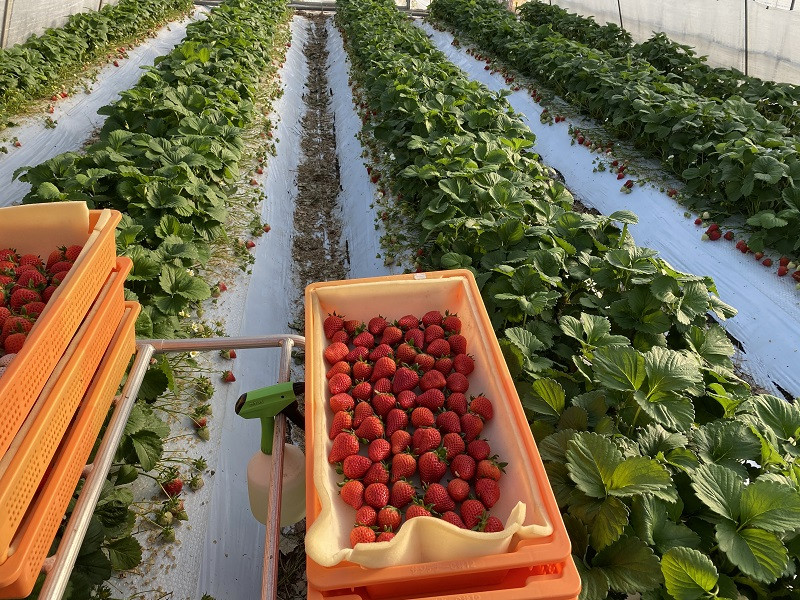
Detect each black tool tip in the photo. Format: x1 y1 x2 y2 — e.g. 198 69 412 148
235 393 247 414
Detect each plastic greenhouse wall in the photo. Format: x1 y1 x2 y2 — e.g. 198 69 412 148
0 0 119 48
524 0 800 85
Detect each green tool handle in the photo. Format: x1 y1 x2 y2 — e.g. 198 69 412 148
262 416 275 455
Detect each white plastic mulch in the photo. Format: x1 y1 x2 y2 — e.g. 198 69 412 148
419 21 800 399
0 9 206 208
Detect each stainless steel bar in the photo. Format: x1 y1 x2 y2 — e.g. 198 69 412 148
140 335 305 353
38 344 156 599
262 337 296 600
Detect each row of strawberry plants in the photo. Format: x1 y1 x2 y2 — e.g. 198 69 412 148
14 0 290 596
336 0 800 597
518 2 800 133
429 0 800 261
0 0 193 126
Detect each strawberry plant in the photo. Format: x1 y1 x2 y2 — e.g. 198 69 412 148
337 0 800 596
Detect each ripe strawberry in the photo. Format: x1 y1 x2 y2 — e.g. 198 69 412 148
780 257 790 267
406 504 431 520
350 525 375 546
352 330 375 349
342 454 372 479
330 392 355 413
469 395 494 421
377 506 402 531
329 432 359 463
441 432 465 460
4 332 27 354
763 258 773 267
355 415 384 441
364 483 390 509
778 266 789 277
461 499 486 530
412 427 441 454
418 450 448 484
356 505 377 527
442 313 461 333
476 458 506 481
422 311 442 327
441 511 466 528
723 231 734 241
2 315 32 339
163 478 183 497
453 354 474 375
371 356 396 382
372 392 396 416
368 316 388 335
369 343 394 361
245 240 256 249
385 408 408 436
324 342 349 364
380 326 403 346
433 356 453 375
328 373 352 395
10 288 40 310
447 334 467 355
46 248 65 269
352 381 372 401
327 361 351 380
414 352 435 372
390 480 416 508
396 389 416 410
18 254 42 269
425 482 455 512
58 245 80 263
390 430 411 455
362 439 389 464
391 452 417 482
436 411 462 435
424 325 445 344
420 369 446 391
405 328 425 349
482 516 504 532
461 413 484 442
0 249 17 263
346 346 370 363
451 454 476 481
447 372 469 394
0 307 11 327
221 370 236 383
373 377 392 394
793 271 800 282
354 401 375 427
113 59 120 67
411 406 435 428
424 338 449 359
416 388 445 411
376 531 395 542
467 439 491 461
344 319 362 335
330 410 353 439
447 478 470 503
708 230 721 241
754 252 764 261
353 359 373 381
446 392 468 416
392 367 419 393
331 330 350 344
364 462 389 485
397 314 419 330
475 478 501 508
395 342 418 364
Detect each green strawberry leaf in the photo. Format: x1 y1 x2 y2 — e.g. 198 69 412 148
692 420 761 478
739 479 800 532
593 535 663 593
690 464 743 521
661 547 718 600
716 521 788 583
106 536 142 571
575 559 610 600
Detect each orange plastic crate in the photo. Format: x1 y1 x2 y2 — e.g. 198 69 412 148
304 270 577 599
0 257 131 560
0 302 139 599
0 204 121 459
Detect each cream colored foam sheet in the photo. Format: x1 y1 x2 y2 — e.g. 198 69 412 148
305 274 553 568
0 202 90 258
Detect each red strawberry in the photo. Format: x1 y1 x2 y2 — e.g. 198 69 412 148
461 499 487 530
424 482 455 512
330 392 355 413
425 338 450 358
447 334 467 355
331 330 350 344
447 478 470 502
708 230 721 241
451 454 476 481
422 311 442 327
18 254 42 269
397 314 419 330
368 438 391 462
0 250 17 263
446 392 468 415
373 377 392 394
0 307 11 327
441 511 466 528
469 395 494 421
396 389 416 410
376 531 395 542
754 252 764 260
442 432 465 460
329 432 359 463
763 258 773 267
352 381 372 401
371 356 396 382
4 332 27 354
434 356 453 375
330 410 353 439
694 217 703 225
792 271 800 282
356 415 384 441
778 266 789 276
327 361 351 380
405 504 431 520
364 483 389 509
364 462 389 485
453 354 474 375
350 525 375 546
372 392 396 416
352 359 373 381
346 346 370 363
354 402 375 427
390 480 416 508
324 342 349 365
404 328 425 349
392 367 419 393
328 373 352 395
2 315 32 338
222 370 236 383
436 411 461 434
442 313 461 333
356 505 377 527
447 372 469 394
344 320 361 335
414 352 435 372
395 342 418 364
163 478 183 497
467 439 491 461
780 257 790 267
483 516 504 532
369 343 394 361
475 478 501 508
418 450 448 484
412 427 441 454
368 316 389 335
391 452 417 482
352 330 375 349
723 231 734 241
420 369 446 391
341 480 365 509
10 288 40 310
377 506 402 531
390 430 411 454
424 325 445 344
411 406 435 428
416 388 445 411
46 248 66 269
342 454 372 479
461 413 483 442
385 408 408 436
476 458 506 481
380 326 403 346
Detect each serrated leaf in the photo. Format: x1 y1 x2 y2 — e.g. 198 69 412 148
591 496 629 549
608 210 638 225
72 549 111 587
593 535 663 593
739 479 800 532
749 394 800 441
545 461 580 508
692 420 760 477
159 265 211 301
690 464 742 521
607 456 677 502
576 560 610 600
593 346 645 392
563 514 589 558
130 430 163 472
642 346 702 402
635 391 695 432
538 430 576 463
637 423 688 457
106 536 142 571
661 547 718 600
524 378 565 418
559 405 588 430
79 517 105 557
716 521 788 583
566 432 621 498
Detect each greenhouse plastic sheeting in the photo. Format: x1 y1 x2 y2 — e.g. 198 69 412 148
543 0 800 84
0 0 117 48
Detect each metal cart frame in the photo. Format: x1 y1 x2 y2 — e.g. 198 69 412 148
37 334 305 600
